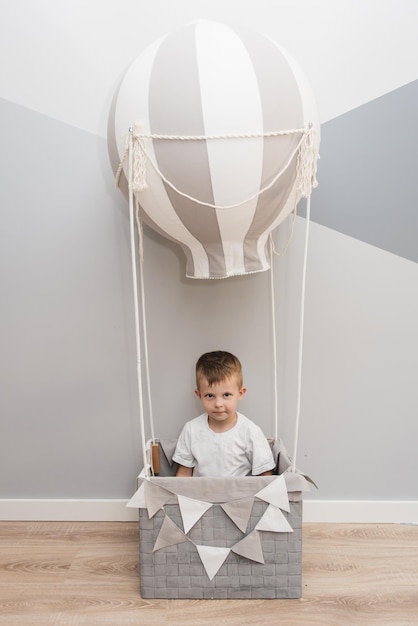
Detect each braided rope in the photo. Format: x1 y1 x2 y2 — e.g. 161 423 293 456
136 128 306 141
292 194 312 473
127 133 149 476
116 124 319 210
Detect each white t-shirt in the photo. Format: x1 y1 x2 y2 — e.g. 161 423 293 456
172 412 276 477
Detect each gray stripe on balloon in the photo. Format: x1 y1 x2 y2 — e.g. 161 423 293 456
148 23 226 278
235 26 303 274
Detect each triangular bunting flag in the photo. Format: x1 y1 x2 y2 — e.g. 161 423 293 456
144 480 174 518
255 475 290 512
195 545 230 580
255 504 293 533
178 495 212 534
126 482 146 508
153 514 188 552
220 497 255 533
232 529 264 564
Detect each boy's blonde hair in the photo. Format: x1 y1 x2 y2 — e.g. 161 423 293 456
196 351 243 389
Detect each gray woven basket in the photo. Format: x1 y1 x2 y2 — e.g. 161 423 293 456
139 493 302 599
135 439 311 599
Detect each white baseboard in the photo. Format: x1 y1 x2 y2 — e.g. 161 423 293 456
0 499 139 522
303 499 418 524
0 499 417 524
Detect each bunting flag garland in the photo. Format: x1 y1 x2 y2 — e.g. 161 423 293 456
195 545 231 581
177 495 213 533
130 476 299 579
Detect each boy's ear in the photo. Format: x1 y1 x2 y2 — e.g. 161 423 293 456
195 389 202 398
239 386 247 399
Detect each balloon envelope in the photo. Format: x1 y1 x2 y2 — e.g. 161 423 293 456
109 20 319 279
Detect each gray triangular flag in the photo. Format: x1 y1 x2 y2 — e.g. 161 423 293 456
144 480 174 518
153 514 188 552
220 496 254 533
232 529 264 564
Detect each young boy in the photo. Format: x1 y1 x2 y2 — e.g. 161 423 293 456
173 351 276 477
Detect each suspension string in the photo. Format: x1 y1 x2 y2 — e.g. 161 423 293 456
135 204 156 443
269 202 298 443
128 128 150 477
118 124 318 474
291 194 312 473
269 238 279 442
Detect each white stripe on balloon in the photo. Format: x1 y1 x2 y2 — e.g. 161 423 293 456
196 21 264 277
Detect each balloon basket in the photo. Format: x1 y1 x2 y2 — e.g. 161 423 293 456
129 440 313 599
138 491 303 599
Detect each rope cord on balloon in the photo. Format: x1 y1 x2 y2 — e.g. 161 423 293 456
135 203 156 446
116 124 319 204
115 128 305 186
268 196 297 443
136 129 306 140
290 193 312 473
127 131 155 477
268 191 313 472
269 238 279 442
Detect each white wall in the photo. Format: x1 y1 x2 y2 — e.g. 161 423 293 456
1 0 418 521
2 0 418 133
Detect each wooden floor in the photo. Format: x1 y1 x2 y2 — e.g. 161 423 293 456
0 521 417 625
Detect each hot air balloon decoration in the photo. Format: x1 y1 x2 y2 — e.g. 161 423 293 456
108 20 319 599
109 20 319 279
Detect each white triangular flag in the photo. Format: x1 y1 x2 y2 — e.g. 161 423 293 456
126 482 146 508
232 530 264 564
178 495 212 534
255 475 290 512
153 515 188 551
195 545 230 580
255 504 293 533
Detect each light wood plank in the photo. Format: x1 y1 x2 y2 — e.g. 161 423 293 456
0 522 417 625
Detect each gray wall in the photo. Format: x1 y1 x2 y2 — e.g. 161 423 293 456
1 1 417 503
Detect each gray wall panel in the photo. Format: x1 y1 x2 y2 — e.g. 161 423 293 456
0 99 141 497
309 79 418 263
1 87 417 503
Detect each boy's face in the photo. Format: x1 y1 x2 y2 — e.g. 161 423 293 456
195 375 246 431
